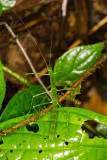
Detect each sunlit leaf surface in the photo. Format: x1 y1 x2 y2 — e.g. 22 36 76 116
54 42 104 86
0 107 107 160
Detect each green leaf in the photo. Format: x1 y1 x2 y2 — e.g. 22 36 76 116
54 42 104 86
0 60 6 109
0 107 107 159
0 0 16 11
0 85 49 123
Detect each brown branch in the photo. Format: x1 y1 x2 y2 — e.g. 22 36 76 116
59 54 107 102
0 106 52 135
1 53 107 136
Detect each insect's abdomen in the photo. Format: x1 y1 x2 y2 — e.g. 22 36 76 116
48 67 58 140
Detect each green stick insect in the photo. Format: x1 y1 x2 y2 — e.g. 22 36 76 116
15 12 69 140
0 13 69 140
26 37 65 141
0 16 80 141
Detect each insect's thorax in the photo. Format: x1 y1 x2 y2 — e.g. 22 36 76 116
48 66 58 102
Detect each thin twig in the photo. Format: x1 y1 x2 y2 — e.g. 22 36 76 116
59 54 107 102
1 53 107 136
0 106 52 135
0 22 51 99
62 0 68 17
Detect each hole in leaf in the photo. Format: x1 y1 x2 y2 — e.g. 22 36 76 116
10 150 13 153
57 135 60 138
65 141 69 145
26 124 39 133
81 120 107 139
39 150 42 153
82 120 98 139
19 144 22 146
0 139 3 145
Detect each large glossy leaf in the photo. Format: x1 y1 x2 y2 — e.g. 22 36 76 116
0 60 6 110
0 0 16 12
0 107 107 160
54 42 104 86
0 85 49 123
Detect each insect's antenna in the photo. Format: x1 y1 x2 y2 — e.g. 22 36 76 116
12 10 48 68
11 10 52 99
49 24 53 67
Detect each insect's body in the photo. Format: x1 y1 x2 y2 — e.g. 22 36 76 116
48 66 58 140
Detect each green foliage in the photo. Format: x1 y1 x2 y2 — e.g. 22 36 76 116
0 107 107 160
0 85 49 123
54 42 104 86
0 60 6 110
0 0 16 15
0 42 107 159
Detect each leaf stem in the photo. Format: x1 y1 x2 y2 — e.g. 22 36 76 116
3 65 32 87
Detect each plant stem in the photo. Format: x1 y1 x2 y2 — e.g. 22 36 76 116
0 106 52 135
3 65 32 87
58 53 107 102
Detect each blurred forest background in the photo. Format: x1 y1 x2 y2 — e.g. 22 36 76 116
0 0 107 117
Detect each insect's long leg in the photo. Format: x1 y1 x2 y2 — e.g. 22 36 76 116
25 73 52 99
33 90 52 98
25 71 52 115
26 82 52 115
27 90 51 115
33 101 52 109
